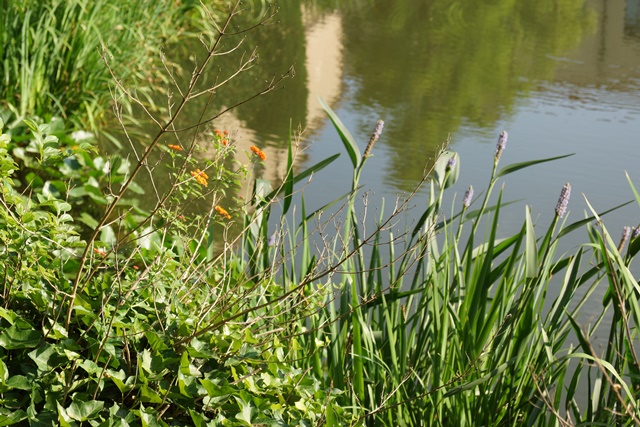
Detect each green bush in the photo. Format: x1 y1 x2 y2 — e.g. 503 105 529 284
0 1 351 424
0 114 350 425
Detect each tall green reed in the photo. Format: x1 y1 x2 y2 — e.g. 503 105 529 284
242 102 640 425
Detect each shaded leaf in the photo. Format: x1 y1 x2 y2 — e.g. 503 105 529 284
0 324 41 349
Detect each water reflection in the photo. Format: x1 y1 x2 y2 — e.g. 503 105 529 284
334 0 597 189
106 0 640 218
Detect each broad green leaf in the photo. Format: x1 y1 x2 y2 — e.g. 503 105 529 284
28 343 66 372
319 96 360 169
0 324 41 349
188 337 216 358
180 351 201 377
107 370 131 393
0 410 27 426
66 399 104 422
234 396 255 426
56 402 74 427
140 385 163 403
5 375 31 391
139 405 169 427
0 308 18 324
433 151 459 190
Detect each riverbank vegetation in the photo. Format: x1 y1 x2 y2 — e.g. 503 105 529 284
1 1 639 426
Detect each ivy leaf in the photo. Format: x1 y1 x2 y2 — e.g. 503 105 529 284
66 398 104 421
0 409 28 426
0 324 41 349
139 405 169 427
234 396 255 426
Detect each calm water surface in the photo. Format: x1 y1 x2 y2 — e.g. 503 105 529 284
199 0 640 335
112 0 640 320
211 0 640 249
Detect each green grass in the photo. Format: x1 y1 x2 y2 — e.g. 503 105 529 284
0 0 201 132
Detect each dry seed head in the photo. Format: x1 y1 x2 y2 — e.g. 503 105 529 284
364 120 384 158
618 226 631 252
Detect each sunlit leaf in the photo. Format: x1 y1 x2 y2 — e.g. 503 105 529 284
66 399 104 422
497 153 574 178
319 96 360 169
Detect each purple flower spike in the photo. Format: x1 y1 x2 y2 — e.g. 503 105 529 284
268 230 278 246
463 185 473 208
447 155 457 171
495 130 508 162
555 183 571 218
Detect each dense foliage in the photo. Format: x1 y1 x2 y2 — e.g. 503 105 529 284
1 1 640 426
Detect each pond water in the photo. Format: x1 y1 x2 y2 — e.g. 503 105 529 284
205 0 640 244
199 0 640 345
111 0 640 323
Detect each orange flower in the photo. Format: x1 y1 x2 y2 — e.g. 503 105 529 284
214 129 230 146
168 144 183 151
190 169 209 186
250 145 267 161
93 248 107 257
215 205 231 219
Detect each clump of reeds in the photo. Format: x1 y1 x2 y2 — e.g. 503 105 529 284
241 109 640 426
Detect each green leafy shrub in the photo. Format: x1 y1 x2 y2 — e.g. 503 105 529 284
0 113 350 425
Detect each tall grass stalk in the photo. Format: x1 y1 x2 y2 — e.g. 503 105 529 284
0 0 200 131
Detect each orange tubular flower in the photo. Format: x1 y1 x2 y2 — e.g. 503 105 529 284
215 205 231 219
168 144 183 151
190 169 209 186
250 145 267 161
93 248 107 257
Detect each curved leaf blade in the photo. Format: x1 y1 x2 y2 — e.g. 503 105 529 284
497 153 574 178
319 96 360 169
